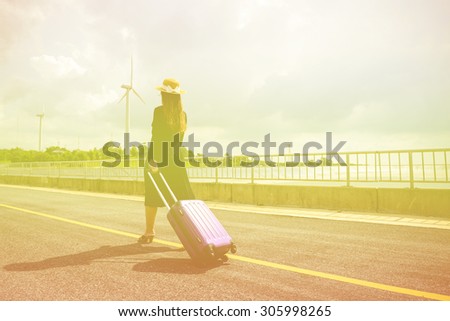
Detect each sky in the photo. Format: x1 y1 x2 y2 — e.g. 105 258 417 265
0 0 449 154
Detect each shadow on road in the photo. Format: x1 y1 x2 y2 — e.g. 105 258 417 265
133 258 227 274
3 243 176 271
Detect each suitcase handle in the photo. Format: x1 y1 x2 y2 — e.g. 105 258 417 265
146 170 178 209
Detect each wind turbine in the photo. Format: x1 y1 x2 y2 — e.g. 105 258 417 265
118 57 145 135
36 108 45 151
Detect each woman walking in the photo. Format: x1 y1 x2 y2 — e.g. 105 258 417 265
139 78 195 244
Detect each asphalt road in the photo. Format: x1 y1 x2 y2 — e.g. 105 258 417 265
0 184 449 300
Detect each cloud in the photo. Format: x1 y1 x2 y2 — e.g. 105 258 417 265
120 27 137 42
1 0 449 151
84 87 120 112
0 1 47 62
30 55 86 79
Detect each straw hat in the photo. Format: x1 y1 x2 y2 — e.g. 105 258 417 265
155 78 186 95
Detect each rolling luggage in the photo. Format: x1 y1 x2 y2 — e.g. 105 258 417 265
147 171 237 264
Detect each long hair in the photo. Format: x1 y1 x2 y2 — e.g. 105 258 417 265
161 92 186 132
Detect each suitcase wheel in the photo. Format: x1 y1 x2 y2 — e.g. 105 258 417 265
207 244 216 259
230 243 237 254
221 255 229 263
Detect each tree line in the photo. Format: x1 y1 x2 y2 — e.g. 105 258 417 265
0 147 107 163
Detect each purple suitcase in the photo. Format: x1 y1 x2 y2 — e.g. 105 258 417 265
147 171 237 264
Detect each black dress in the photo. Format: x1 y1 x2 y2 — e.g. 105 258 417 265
144 106 195 207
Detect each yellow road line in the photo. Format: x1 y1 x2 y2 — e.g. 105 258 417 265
1 203 449 301
0 203 183 249
3 183 450 231
227 255 450 301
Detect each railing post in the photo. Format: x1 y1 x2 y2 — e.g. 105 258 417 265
444 151 448 182
374 152 378 181
215 167 218 184
408 152 414 189
346 154 350 187
251 166 254 184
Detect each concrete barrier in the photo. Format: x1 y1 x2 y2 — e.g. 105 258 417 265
193 182 232 203
1 175 449 218
377 188 450 217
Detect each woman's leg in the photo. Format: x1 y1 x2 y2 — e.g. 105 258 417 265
144 206 158 236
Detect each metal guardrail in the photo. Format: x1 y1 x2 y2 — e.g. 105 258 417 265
0 148 449 188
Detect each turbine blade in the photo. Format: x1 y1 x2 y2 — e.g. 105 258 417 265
130 56 133 87
132 88 145 104
118 91 128 104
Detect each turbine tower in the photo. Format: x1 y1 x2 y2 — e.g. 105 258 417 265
118 56 145 135
36 111 45 151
